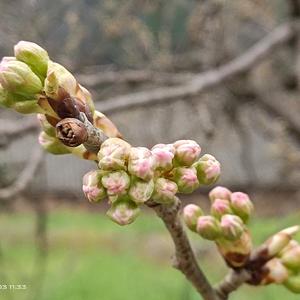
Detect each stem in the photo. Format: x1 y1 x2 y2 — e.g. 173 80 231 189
147 199 218 300
215 269 250 300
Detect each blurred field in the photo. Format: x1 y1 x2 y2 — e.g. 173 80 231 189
0 208 299 300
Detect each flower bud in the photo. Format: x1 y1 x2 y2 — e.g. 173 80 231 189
101 170 130 197
217 230 252 268
220 214 244 241
210 199 232 219
263 226 300 258
128 147 155 181
183 204 204 232
281 244 300 271
13 99 43 114
93 110 122 138
82 170 106 202
151 143 175 171
98 138 131 171
171 167 199 194
37 114 56 137
261 258 289 285
1 57 16 63
209 186 232 202
0 60 42 95
194 154 221 185
230 192 253 223
284 273 300 294
44 61 77 100
14 41 49 80
129 179 154 204
152 178 178 204
107 200 140 226
0 85 15 107
173 140 201 166
196 216 221 240
38 131 71 155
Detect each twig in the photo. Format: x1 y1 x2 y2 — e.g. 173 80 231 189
215 269 251 300
147 199 218 300
97 21 298 114
0 146 44 200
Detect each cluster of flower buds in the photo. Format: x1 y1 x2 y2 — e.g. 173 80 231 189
183 186 254 268
250 226 300 293
83 138 221 225
0 41 121 160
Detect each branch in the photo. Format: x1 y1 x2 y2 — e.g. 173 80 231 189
215 269 250 300
147 199 218 300
76 70 194 87
97 21 297 114
0 146 44 200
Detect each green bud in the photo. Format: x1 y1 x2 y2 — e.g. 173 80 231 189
261 258 289 285
152 178 178 204
82 170 106 203
129 178 154 204
281 243 300 271
210 199 232 219
0 60 42 95
98 138 131 171
220 214 244 241
0 84 14 107
38 131 71 155
13 99 44 114
14 41 49 80
265 226 300 258
37 114 56 136
230 192 253 223
107 200 140 225
101 170 130 197
44 61 77 99
183 204 204 232
194 154 221 185
284 273 300 294
172 167 200 194
196 216 221 240
217 230 253 268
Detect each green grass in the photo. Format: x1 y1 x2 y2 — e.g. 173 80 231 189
0 209 299 300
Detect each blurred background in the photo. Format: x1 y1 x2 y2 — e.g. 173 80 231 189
0 0 299 299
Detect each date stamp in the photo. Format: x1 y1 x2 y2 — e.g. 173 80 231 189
0 284 27 290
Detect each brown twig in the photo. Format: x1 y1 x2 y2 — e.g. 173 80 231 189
0 146 44 200
147 199 218 300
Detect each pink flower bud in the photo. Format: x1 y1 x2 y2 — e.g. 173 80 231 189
183 204 204 232
82 170 106 202
129 179 154 204
152 178 178 204
151 143 175 171
281 243 300 271
128 147 155 181
98 138 131 171
172 167 199 194
196 216 221 240
173 140 201 166
210 199 232 219
220 214 244 241
194 154 221 185
217 230 252 268
101 170 130 197
261 258 289 285
284 273 300 294
107 200 140 225
230 192 254 223
209 186 232 202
